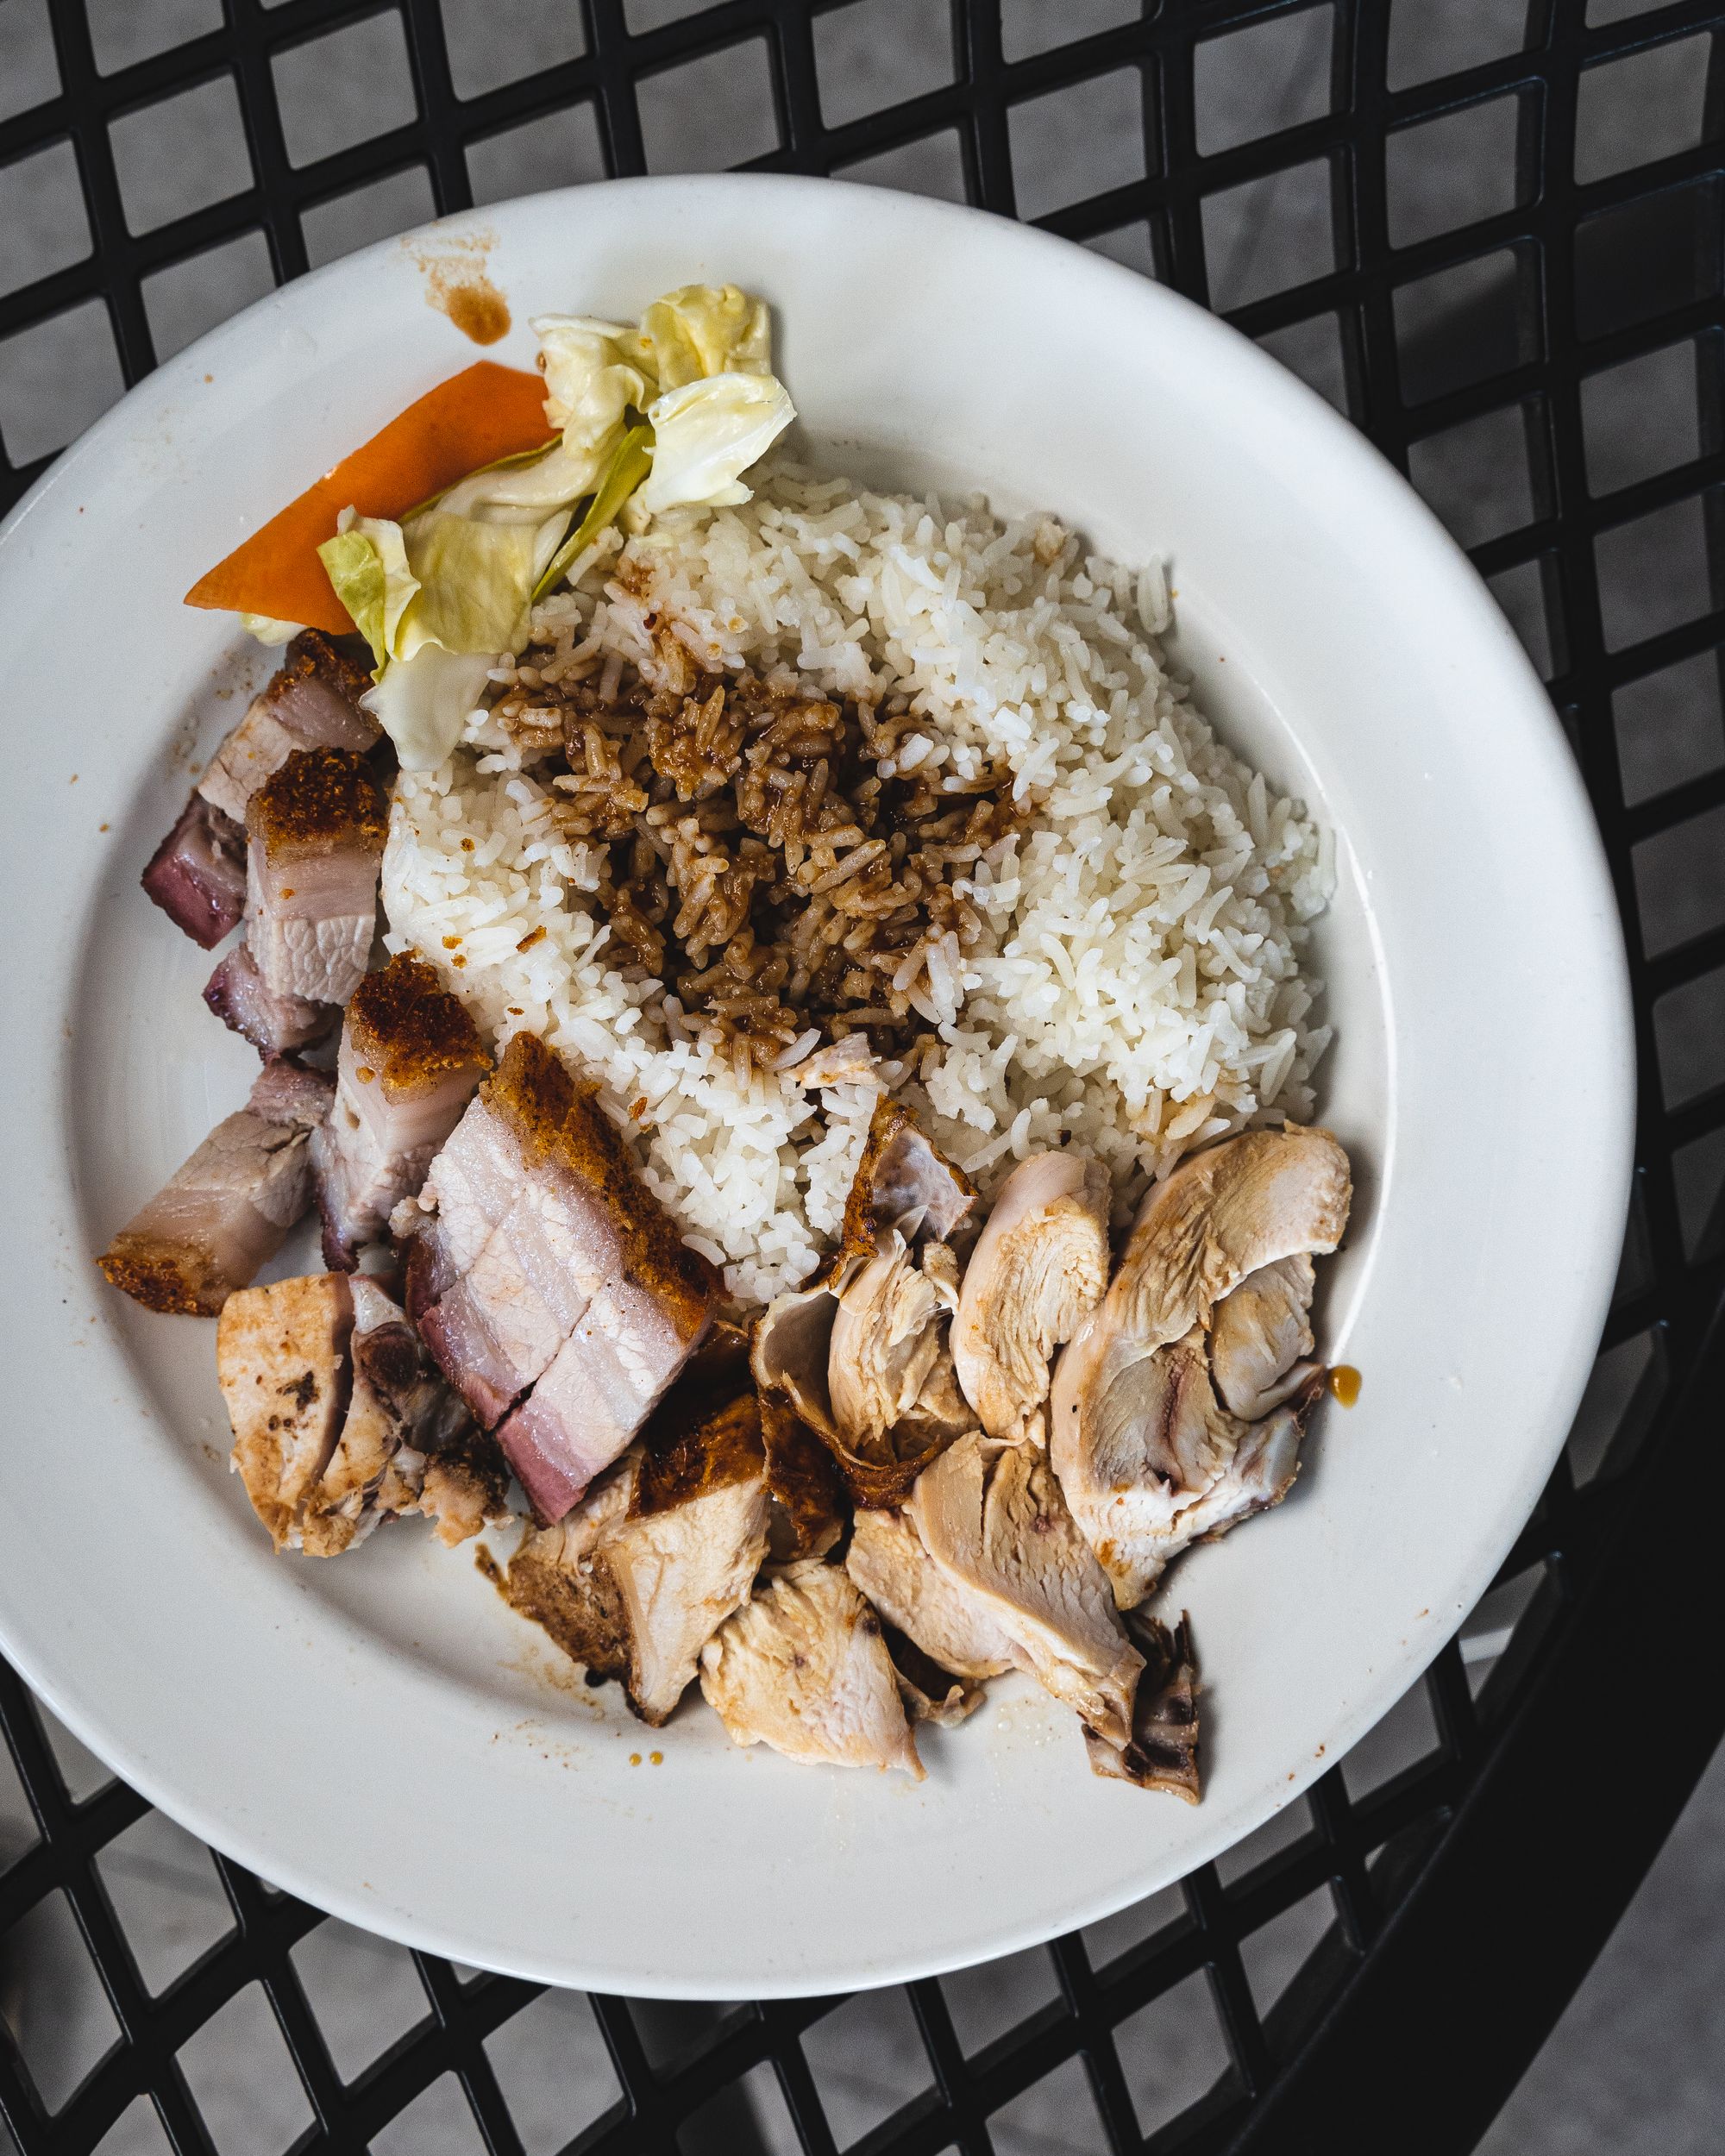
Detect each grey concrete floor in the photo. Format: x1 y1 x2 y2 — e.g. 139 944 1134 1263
3 2 1723 2151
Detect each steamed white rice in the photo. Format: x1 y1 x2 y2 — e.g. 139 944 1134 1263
382 462 1333 1303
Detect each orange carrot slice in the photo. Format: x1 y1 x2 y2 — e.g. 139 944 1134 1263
185 360 555 634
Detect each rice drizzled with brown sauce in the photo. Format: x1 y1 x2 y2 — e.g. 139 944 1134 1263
381 461 1334 1305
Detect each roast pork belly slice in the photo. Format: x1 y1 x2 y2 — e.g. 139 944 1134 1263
198 631 378 827
408 1034 716 1507
495 1272 711 1522
140 793 248 948
699 1558 924 1777
311 955 490 1268
204 940 337 1057
505 1395 772 1725
218 1273 354 1551
97 1059 334 1317
244 748 388 1007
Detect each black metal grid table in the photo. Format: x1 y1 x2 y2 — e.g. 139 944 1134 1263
3 2 1724 2150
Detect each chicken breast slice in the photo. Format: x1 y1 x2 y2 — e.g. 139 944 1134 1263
699 1559 923 1777
951 1150 1110 1445
198 631 379 827
312 954 491 1268
298 1276 484 1556
244 748 388 1007
846 1506 1023 1681
1057 1326 1320 1607
218 1273 354 1551
1051 1128 1348 1605
97 1059 333 1316
844 1095 975 1250
828 1231 956 1445
1208 1254 1318 1420
906 1430 1143 1745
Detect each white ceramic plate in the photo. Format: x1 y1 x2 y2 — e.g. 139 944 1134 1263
0 175 1632 1998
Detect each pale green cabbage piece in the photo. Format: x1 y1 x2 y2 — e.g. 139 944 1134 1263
363 645 499 772
533 423 655 603
640 284 771 389
641 372 794 513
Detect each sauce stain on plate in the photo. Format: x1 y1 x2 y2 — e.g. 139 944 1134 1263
406 230 512 345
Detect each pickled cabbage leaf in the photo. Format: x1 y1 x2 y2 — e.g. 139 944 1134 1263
361 645 499 773
533 423 654 602
640 284 771 390
641 372 794 514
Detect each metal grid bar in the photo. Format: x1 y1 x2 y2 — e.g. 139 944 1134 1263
3 1 1722 2149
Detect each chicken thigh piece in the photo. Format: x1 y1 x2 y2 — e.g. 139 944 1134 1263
1051 1127 1349 1606
906 1431 1143 1746
951 1150 1110 1444
699 1559 924 1777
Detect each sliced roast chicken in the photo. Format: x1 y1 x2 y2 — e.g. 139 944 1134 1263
97 1058 333 1316
142 632 378 948
846 1505 1023 1683
218 1270 500 1555
312 953 491 1269
950 1149 1111 1445
243 748 388 1010
751 1096 975 1507
1051 1126 1351 1608
906 1430 1144 1745
504 1392 771 1725
699 1557 924 1777
400 1031 716 1520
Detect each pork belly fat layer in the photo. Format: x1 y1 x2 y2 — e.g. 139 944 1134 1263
198 631 378 827
414 1035 716 1514
140 793 248 949
313 955 490 1268
204 941 337 1056
245 748 389 1007
97 1061 333 1316
495 1275 708 1520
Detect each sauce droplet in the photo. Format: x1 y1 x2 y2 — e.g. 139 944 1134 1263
628 1752 642 1766
1328 1364 1362 1407
445 281 511 345
649 1751 663 1765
